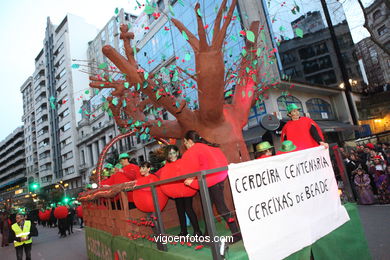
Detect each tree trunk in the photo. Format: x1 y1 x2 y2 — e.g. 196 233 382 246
194 120 251 163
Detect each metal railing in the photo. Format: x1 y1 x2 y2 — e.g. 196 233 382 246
84 166 231 260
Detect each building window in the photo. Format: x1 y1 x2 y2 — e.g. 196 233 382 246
277 96 304 119
377 25 388 36
369 47 378 64
373 10 381 20
247 103 267 128
306 98 334 120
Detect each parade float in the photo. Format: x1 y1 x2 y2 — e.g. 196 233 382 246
77 1 371 259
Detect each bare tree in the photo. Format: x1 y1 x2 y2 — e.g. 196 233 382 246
90 0 274 163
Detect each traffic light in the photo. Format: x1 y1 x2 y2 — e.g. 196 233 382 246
63 197 70 204
29 182 39 192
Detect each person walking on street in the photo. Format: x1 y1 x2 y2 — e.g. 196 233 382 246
9 213 38 260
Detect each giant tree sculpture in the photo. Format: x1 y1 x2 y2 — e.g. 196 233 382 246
89 0 277 163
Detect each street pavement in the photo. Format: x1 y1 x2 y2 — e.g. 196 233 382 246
0 205 388 260
358 204 390 260
0 224 87 260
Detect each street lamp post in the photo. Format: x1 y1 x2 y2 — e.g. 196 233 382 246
55 181 69 196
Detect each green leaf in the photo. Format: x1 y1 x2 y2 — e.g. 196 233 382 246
84 90 90 94
246 30 255 43
169 5 175 16
156 91 161 100
98 63 108 69
112 98 118 106
115 8 119 15
178 0 184 6
124 82 129 88
182 31 189 41
144 5 155 15
122 100 127 107
145 127 150 134
225 90 233 97
197 8 202 17
144 72 149 80
157 121 162 127
248 91 253 98
295 28 304 38
241 49 247 57
184 53 191 61
71 64 80 69
137 83 141 91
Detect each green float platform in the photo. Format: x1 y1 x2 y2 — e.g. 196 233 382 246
85 203 371 260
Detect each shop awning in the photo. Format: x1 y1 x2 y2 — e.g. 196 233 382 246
316 121 361 132
0 177 26 190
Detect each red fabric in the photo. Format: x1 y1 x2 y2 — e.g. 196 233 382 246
366 143 375 149
281 117 324 151
181 143 228 189
122 164 141 180
54 206 68 219
133 174 168 213
103 170 135 202
160 160 197 198
256 154 272 159
76 205 83 218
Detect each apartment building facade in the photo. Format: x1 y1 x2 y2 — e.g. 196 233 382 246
0 127 27 201
22 14 98 195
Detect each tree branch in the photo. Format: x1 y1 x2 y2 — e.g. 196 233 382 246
195 3 208 50
171 18 200 52
214 0 238 48
212 0 228 45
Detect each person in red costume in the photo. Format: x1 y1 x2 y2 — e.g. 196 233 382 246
281 103 329 151
255 141 274 159
133 162 168 213
182 130 242 243
160 145 201 236
119 153 141 180
102 160 137 209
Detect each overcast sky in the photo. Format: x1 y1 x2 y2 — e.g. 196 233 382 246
0 0 372 140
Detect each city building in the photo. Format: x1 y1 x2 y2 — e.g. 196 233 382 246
22 14 98 197
354 0 390 134
0 127 27 202
21 76 39 190
356 0 390 88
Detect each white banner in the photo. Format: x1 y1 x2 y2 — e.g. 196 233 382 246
228 147 350 260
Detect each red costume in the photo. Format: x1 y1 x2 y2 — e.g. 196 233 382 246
133 174 168 212
160 159 197 198
103 170 135 202
122 163 141 180
181 143 228 189
281 117 324 151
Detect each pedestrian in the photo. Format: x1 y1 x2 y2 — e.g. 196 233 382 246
9 213 38 260
160 145 201 236
182 130 242 243
353 167 375 205
369 156 390 204
1 212 11 247
67 206 75 235
281 103 328 151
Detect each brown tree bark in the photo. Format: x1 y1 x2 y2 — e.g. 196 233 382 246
90 0 264 163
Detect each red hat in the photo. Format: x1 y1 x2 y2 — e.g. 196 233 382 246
373 155 382 160
365 143 375 149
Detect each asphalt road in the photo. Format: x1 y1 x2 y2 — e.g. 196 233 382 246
0 224 87 260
